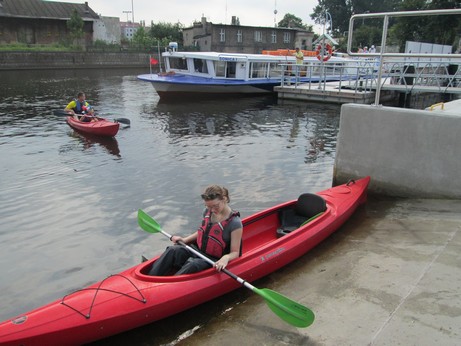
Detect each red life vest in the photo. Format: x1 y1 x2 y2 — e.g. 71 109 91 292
196 209 240 259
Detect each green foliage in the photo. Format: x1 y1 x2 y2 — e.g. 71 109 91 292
90 39 122 52
132 26 153 48
0 43 78 51
389 0 461 50
352 26 382 50
311 0 400 36
149 22 184 46
278 13 312 31
66 9 84 42
130 22 184 51
311 0 461 52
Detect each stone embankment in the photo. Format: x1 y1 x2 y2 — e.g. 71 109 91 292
0 52 155 70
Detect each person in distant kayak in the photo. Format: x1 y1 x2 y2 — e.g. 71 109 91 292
148 185 243 276
64 92 96 122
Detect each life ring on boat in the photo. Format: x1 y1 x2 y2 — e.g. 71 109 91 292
316 43 332 62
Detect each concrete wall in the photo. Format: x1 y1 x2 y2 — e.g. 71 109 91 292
334 104 461 199
0 52 151 70
93 17 121 44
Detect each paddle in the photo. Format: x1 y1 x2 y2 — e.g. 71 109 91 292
137 209 315 328
52 110 131 125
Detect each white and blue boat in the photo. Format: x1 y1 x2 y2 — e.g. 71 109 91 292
137 50 358 99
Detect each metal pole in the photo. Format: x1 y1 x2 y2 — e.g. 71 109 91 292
319 12 326 89
131 0 134 23
373 14 389 106
158 41 162 73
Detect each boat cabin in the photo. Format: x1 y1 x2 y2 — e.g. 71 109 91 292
163 51 296 80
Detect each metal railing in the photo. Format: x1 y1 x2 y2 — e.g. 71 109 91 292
278 57 461 101
347 9 461 105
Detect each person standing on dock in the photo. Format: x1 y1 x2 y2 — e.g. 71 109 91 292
294 47 304 65
294 47 304 82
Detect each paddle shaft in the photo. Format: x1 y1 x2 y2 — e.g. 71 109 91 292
53 110 130 125
137 209 315 327
159 229 254 291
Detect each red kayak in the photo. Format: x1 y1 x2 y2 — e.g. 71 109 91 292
0 177 370 345
66 116 120 137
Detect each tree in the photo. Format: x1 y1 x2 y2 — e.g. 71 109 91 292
278 13 312 31
388 0 461 50
310 0 401 36
132 26 153 49
311 0 460 52
149 22 184 48
66 9 84 45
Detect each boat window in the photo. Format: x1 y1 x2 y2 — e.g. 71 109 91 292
193 58 208 73
215 61 226 77
214 61 237 78
249 62 268 78
268 63 282 77
168 57 188 71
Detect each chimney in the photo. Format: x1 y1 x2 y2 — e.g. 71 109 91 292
85 2 89 14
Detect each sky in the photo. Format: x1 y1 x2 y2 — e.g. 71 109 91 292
50 0 321 31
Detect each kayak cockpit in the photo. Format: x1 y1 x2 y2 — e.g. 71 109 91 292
276 193 327 237
135 193 328 282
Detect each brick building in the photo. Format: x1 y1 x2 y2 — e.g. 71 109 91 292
183 16 314 54
0 0 122 46
0 0 101 45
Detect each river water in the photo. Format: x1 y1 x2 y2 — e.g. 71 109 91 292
0 68 341 344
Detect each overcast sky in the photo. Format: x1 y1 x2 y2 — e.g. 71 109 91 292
50 0 320 31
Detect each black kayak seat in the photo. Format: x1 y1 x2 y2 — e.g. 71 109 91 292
277 193 327 236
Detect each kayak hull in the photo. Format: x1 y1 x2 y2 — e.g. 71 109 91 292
0 177 370 345
66 116 120 137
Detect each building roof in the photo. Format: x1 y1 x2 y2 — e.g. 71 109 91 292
0 0 99 20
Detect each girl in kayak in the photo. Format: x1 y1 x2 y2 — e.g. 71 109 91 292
64 92 96 122
149 185 243 275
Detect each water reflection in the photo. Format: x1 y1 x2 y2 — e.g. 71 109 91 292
67 131 121 158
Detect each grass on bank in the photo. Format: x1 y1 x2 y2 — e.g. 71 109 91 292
0 41 148 52
0 43 82 52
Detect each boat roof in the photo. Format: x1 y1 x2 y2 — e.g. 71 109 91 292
163 51 298 62
162 51 354 63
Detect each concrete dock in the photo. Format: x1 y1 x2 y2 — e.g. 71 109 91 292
168 196 461 346
274 80 397 104
92 100 461 346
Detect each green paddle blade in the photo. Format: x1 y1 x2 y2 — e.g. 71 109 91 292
138 209 162 234
255 288 315 328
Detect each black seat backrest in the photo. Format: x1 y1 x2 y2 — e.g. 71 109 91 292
278 193 327 234
294 193 327 219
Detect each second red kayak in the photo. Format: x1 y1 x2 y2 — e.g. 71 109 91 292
66 116 120 137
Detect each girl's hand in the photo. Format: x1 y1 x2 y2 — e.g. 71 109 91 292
170 235 183 244
214 255 230 271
